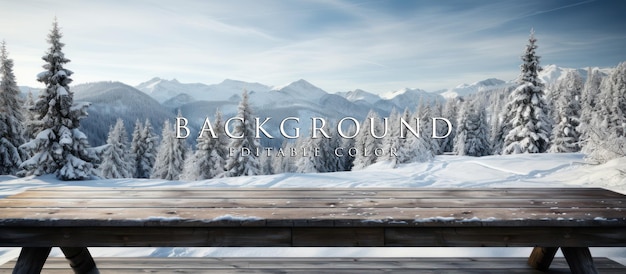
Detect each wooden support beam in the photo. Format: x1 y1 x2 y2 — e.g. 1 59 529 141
562 247 599 274
60 247 99 274
12 247 51 274
527 246 559 271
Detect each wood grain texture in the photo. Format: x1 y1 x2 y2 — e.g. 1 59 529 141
527 246 558 271
1 187 625 273
11 247 51 274
562 247 599 274
1 187 625 228
1 226 624 247
60 247 99 274
1 257 625 273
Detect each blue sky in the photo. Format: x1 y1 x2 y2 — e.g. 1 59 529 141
1 0 625 94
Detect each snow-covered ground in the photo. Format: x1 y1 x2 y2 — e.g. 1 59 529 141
1 153 625 266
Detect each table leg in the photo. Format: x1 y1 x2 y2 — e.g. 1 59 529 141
527 246 558 271
561 247 599 274
12 247 52 274
61 247 99 274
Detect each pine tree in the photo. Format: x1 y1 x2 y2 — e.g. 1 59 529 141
490 87 514 155
352 110 382 170
339 125 356 170
138 119 158 178
578 68 603 146
295 138 318 173
224 90 261 177
100 119 132 178
583 61 626 163
184 111 227 180
20 19 98 180
416 101 440 154
213 110 229 171
129 119 143 177
22 91 39 141
400 108 433 163
273 140 296 174
328 124 347 172
0 41 25 174
502 29 552 154
378 109 402 166
151 120 186 180
549 71 583 153
440 99 459 153
454 99 491 156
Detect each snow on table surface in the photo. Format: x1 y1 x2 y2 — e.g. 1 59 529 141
0 153 625 265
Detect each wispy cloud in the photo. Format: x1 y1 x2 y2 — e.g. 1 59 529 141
0 0 624 94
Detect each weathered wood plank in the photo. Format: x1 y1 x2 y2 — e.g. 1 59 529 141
9 188 623 200
1 226 625 247
384 227 626 247
527 246 559 271
1 257 624 273
0 227 293 247
0 207 624 228
12 247 51 274
562 247 599 274
1 197 623 209
291 228 385 246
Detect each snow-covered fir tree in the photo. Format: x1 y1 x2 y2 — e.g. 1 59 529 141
416 101 441 154
378 109 402 166
272 140 296 173
183 110 227 180
20 19 98 180
325 126 346 172
440 99 460 153
549 71 583 153
22 91 39 141
352 110 382 170
100 119 132 178
129 119 144 178
0 41 25 174
502 29 552 154
295 138 318 173
578 68 604 146
151 120 186 180
490 87 514 155
339 125 356 171
138 119 158 178
454 99 491 156
432 100 448 153
401 108 433 163
212 110 229 166
583 61 626 163
224 90 261 177
259 152 274 175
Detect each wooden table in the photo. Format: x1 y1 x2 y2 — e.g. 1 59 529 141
0 187 625 274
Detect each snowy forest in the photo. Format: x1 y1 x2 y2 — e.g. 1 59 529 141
1 21 625 181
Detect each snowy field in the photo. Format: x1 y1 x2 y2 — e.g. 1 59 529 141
1 153 625 266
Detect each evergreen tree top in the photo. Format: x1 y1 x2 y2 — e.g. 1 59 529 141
518 28 542 87
39 18 73 86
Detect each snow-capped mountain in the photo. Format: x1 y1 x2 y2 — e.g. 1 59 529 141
381 87 445 110
433 65 613 99
539 64 611 86
173 79 376 146
162 93 196 109
136 77 271 103
337 89 382 105
438 78 512 99
73 82 174 146
131 77 447 145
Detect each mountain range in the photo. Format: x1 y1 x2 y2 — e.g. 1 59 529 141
18 64 613 146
